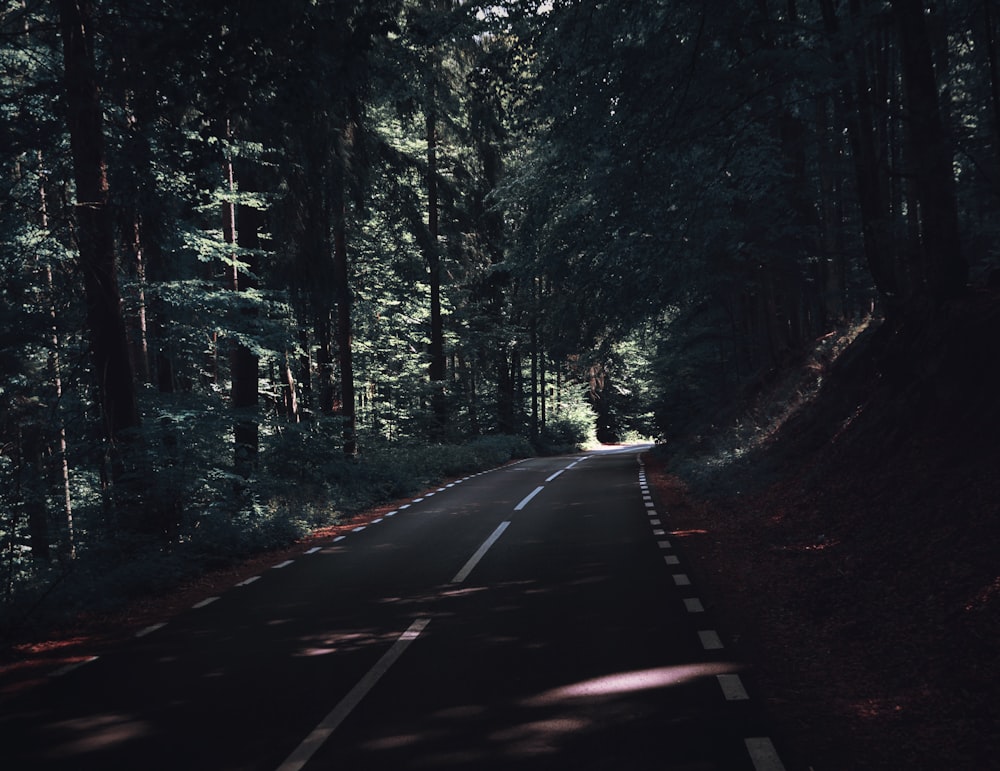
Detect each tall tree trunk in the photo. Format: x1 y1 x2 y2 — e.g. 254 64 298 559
58 0 140 442
892 0 967 305
38 152 75 559
816 95 846 326
821 0 900 313
232 203 261 481
333 195 357 456
221 124 260 482
985 0 1000 160
426 106 448 439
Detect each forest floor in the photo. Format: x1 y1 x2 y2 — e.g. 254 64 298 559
646 290 1000 770
2 294 998 770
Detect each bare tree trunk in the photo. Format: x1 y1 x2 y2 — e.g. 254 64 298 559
333 193 357 456
37 152 75 559
821 0 900 313
221 122 260 482
58 0 140 442
892 0 967 305
985 0 1000 158
426 105 448 439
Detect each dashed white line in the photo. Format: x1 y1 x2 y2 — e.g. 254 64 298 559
49 656 98 677
514 486 544 511
717 673 749 700
699 630 724 650
412 497 424 503
333 535 346 542
645 502 656 509
135 623 167 638
545 470 564 482
273 560 295 569
653 528 666 536
650 518 662 525
193 596 220 609
399 504 411 510
684 597 705 613
451 521 511 583
371 518 383 524
304 546 322 555
673 574 691 586
352 526 366 533
276 618 431 771
664 555 679 565
385 511 397 517
658 540 672 549
236 576 261 587
745 737 786 771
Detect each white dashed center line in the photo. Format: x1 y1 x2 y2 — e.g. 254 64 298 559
451 521 511 584
514 486 544 511
276 618 431 771
135 623 167 638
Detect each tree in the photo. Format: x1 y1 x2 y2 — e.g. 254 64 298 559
57 0 141 519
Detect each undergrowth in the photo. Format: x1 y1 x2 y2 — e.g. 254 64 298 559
0 432 537 642
665 317 874 495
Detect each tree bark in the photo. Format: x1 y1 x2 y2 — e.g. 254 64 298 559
821 0 900 312
892 0 967 305
58 0 139 441
426 106 448 439
333 195 357 456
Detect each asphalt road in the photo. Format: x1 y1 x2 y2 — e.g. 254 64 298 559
1 446 787 770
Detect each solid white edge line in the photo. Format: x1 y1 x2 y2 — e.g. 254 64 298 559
514 486 545 511
745 737 787 771
684 597 705 612
717 673 749 701
276 618 431 771
451 521 511 584
545 469 564 482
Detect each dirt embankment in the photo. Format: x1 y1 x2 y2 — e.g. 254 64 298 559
648 292 1000 770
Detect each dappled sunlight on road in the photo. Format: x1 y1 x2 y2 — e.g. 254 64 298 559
39 712 152 758
356 659 743 766
522 662 743 706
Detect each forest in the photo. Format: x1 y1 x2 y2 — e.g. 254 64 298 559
2 0 999 736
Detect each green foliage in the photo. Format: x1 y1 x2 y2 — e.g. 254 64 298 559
5 0 993 637
537 406 596 455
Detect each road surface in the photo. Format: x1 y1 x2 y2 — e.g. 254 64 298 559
0 446 786 770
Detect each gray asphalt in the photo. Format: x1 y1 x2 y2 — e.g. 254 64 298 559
0 447 784 770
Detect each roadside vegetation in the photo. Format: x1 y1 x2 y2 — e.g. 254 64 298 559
2 4 999 765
